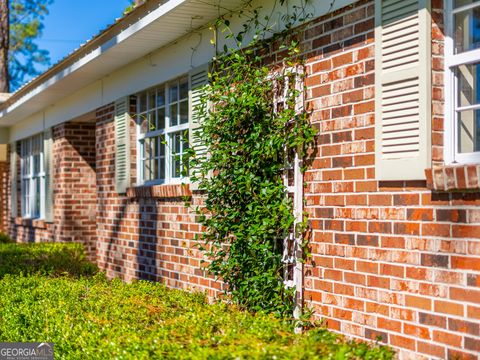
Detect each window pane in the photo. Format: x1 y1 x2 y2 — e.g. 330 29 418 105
454 6 480 53
138 93 147 113
455 0 480 8
458 109 480 152
149 136 156 158
22 179 29 212
22 140 31 176
179 100 188 124
35 178 41 217
170 103 178 127
144 159 153 181
148 91 156 110
169 84 178 103
146 138 155 159
160 158 165 179
179 79 188 100
147 111 156 132
157 88 165 107
171 132 180 178
143 138 151 182
143 138 154 182
33 154 41 175
159 136 165 156
142 137 165 182
171 131 188 178
159 135 165 180
22 156 29 176
457 63 480 107
139 114 149 134
139 141 145 180
182 131 189 175
153 157 159 181
172 157 181 178
157 107 165 129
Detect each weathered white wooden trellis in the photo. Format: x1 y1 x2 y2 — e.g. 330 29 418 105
273 65 305 321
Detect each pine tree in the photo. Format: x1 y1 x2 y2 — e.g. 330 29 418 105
0 0 52 92
0 0 9 92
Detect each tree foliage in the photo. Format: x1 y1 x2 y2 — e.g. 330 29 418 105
9 0 52 91
190 2 316 317
0 0 8 92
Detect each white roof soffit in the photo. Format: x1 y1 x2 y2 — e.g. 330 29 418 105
0 0 244 126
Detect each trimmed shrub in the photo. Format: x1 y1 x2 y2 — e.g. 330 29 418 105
0 242 97 278
0 232 13 244
0 243 394 359
0 274 393 359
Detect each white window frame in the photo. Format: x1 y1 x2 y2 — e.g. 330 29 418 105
445 0 480 164
136 76 190 186
20 134 45 219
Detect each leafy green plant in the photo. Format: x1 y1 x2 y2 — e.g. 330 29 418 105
189 2 316 317
0 242 98 278
0 242 394 359
0 273 395 359
0 232 13 244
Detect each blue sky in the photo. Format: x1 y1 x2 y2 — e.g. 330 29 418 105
36 0 132 72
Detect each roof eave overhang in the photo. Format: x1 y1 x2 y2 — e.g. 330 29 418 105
0 0 243 126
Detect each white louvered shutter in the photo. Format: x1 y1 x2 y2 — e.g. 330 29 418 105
43 128 54 222
188 64 209 190
10 142 17 218
114 97 131 193
375 0 431 180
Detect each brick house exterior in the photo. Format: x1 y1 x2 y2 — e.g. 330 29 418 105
0 0 479 358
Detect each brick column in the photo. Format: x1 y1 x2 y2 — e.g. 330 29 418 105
52 121 97 259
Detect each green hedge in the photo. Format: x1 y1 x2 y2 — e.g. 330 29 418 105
0 232 14 244
0 243 394 359
0 242 97 278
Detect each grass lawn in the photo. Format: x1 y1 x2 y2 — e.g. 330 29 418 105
0 242 394 359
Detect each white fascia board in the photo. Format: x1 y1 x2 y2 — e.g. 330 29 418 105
2 48 103 115
0 0 204 124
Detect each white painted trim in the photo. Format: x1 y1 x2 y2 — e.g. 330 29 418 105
446 48 480 67
375 0 431 180
135 76 190 186
444 0 480 164
452 1 480 14
19 133 45 220
1 0 190 118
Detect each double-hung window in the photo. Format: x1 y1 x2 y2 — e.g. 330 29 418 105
20 134 45 219
446 0 480 163
137 77 190 185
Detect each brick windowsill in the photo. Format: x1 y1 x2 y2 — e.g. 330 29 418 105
126 183 192 199
425 164 480 191
14 217 47 229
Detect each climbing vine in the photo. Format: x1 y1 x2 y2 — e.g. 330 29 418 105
189 1 315 317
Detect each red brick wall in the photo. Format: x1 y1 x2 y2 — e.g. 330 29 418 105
52 122 97 259
95 102 221 297
4 0 480 358
302 1 480 358
10 121 97 258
